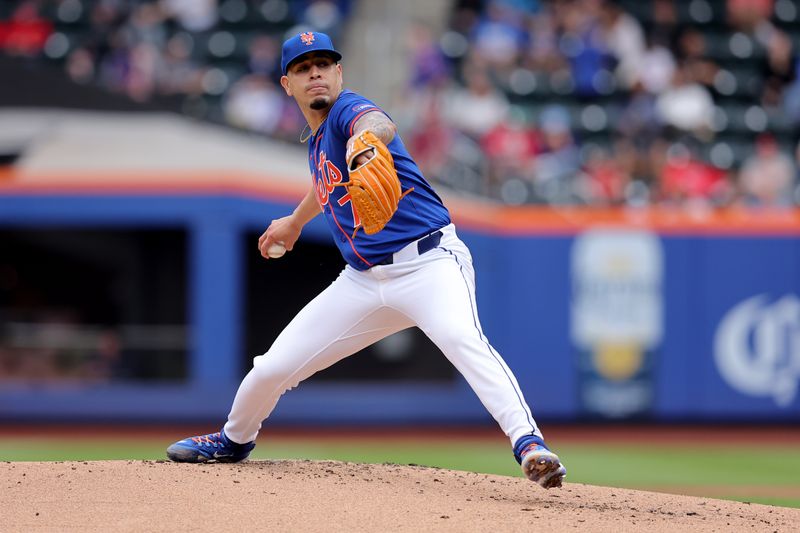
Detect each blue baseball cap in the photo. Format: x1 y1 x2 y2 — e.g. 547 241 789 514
281 31 342 75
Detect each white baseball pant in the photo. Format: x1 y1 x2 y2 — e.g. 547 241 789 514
224 224 542 446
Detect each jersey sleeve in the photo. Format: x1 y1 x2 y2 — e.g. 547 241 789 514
329 92 385 139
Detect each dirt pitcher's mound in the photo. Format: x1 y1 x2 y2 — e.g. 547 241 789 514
3 460 798 532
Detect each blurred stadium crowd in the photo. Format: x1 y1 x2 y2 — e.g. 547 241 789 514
0 0 352 139
404 0 800 207
1 0 799 208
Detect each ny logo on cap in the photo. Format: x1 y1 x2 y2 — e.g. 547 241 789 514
300 32 315 46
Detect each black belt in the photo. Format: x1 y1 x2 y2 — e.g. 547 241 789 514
377 230 443 265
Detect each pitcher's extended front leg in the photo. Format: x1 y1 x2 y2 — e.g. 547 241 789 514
224 270 413 444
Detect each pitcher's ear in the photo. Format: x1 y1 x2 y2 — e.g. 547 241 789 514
280 76 292 96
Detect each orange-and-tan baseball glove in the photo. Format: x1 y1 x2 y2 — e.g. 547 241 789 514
337 131 413 238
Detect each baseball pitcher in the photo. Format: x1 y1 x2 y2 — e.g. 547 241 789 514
166 32 566 489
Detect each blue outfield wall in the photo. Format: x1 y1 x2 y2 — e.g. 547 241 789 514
1 193 799 422
657 237 800 418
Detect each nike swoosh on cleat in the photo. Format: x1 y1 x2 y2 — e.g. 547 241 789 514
212 451 233 459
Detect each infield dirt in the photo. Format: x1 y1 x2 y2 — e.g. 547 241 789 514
4 459 798 532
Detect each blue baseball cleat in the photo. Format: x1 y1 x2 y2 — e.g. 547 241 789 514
513 434 567 489
166 429 255 463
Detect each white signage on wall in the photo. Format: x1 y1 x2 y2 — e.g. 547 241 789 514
571 229 664 348
714 294 800 407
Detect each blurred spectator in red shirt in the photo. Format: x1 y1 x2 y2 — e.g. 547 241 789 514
728 0 773 32
0 1 52 57
406 92 454 184
481 109 541 193
580 144 631 205
658 144 730 205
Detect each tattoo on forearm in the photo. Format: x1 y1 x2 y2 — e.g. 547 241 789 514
353 112 396 144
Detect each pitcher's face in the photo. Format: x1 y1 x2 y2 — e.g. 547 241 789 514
281 52 343 112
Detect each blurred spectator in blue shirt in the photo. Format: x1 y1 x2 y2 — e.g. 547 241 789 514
247 35 281 80
408 23 451 90
558 0 614 99
532 104 581 203
471 0 528 75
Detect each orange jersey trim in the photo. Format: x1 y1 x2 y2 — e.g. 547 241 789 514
327 199 373 267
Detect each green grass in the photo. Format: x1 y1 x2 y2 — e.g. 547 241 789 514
556 444 800 487
2 437 799 508
721 496 800 508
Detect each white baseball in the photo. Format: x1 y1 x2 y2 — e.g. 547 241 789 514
267 242 286 258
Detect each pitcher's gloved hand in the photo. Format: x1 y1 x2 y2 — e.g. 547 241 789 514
338 130 412 237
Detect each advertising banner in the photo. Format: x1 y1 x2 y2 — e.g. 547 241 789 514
570 230 664 418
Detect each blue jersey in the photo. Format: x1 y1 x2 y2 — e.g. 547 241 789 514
308 90 451 270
